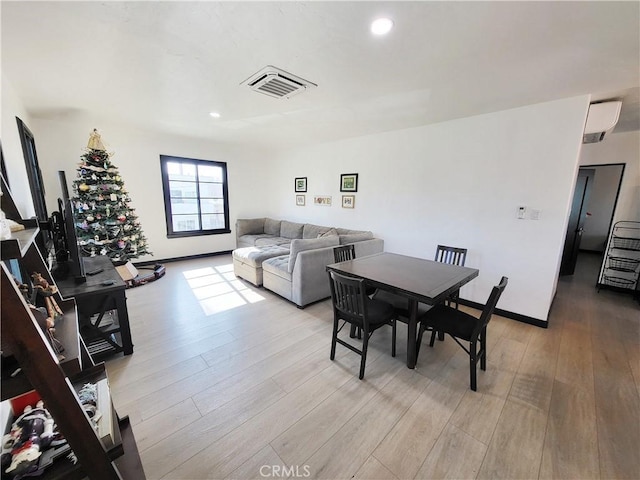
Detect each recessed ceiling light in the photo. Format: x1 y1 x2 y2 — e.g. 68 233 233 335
209 112 221 118
371 18 393 35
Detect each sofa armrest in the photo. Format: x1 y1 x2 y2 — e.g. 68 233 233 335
291 245 337 306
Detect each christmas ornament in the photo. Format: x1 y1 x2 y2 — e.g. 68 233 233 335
79 183 89 192
118 214 126 222
110 194 117 201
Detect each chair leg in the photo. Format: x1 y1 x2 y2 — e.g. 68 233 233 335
469 340 477 391
480 327 487 371
429 328 437 347
359 333 369 380
330 318 339 360
416 323 424 357
391 321 396 358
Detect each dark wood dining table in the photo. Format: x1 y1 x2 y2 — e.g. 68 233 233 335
326 252 479 368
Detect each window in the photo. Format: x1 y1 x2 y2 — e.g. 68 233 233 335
160 155 230 238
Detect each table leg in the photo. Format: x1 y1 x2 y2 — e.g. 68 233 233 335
407 299 418 369
115 292 134 355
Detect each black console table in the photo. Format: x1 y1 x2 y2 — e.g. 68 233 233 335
57 256 134 360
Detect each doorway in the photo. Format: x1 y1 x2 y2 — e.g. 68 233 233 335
560 168 595 275
560 163 626 278
581 163 626 253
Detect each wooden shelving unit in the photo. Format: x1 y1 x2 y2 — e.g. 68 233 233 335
1 182 144 479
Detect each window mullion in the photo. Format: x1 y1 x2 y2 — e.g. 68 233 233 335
195 162 202 230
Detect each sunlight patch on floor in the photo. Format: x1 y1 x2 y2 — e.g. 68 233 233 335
182 263 265 315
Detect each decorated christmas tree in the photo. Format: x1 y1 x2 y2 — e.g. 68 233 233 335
71 129 151 262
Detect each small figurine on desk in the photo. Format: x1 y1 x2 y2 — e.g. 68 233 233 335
31 272 63 320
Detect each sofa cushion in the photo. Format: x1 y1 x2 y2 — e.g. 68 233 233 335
238 234 274 247
238 218 265 235
289 236 340 273
255 237 290 247
262 255 292 281
303 223 333 239
264 218 281 236
281 220 304 239
339 232 374 245
232 245 290 268
318 228 338 238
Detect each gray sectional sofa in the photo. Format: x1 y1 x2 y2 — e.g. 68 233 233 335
233 218 384 307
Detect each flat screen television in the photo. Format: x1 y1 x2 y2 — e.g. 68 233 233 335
51 171 86 283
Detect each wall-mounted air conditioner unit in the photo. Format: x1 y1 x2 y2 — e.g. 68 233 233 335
583 101 622 143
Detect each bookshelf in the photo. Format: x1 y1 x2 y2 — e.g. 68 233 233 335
1 181 144 479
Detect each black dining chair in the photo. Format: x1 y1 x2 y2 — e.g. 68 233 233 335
327 270 396 379
435 245 467 309
333 244 376 339
333 244 356 263
416 276 508 391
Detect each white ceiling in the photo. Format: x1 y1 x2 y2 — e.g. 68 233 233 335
2 1 639 149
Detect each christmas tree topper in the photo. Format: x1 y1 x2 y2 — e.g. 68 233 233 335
87 129 106 151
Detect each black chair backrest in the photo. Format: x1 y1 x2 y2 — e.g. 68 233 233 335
472 276 508 339
328 270 367 324
435 244 467 266
333 244 356 263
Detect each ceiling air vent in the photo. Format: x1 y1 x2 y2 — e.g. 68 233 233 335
241 65 317 99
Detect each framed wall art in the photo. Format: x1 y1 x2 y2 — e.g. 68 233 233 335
342 195 355 209
314 196 332 206
295 177 307 192
340 173 358 192
296 194 305 206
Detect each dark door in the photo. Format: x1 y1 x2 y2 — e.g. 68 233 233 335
16 117 48 221
560 168 595 275
17 117 50 253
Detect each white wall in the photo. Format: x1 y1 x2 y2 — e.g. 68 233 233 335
1 75 37 218
580 130 640 224
261 96 590 321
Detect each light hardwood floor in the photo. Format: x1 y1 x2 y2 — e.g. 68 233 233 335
105 252 639 479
